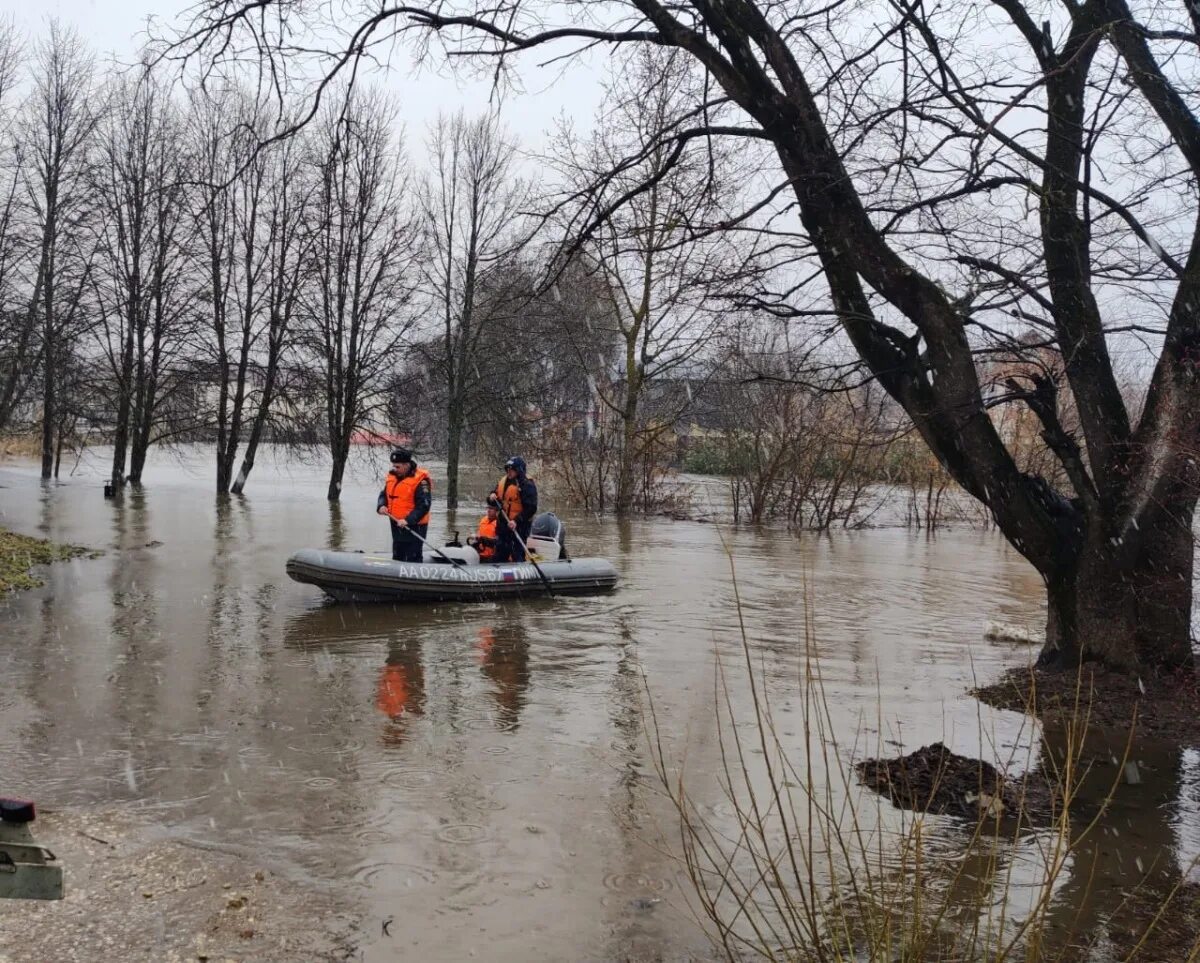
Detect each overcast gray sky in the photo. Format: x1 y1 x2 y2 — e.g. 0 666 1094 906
0 1 607 156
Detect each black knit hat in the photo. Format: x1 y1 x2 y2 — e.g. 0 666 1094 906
390 448 414 465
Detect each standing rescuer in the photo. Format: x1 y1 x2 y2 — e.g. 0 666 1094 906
488 456 537 563
376 448 431 563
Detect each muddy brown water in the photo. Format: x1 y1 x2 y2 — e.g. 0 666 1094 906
1 446 1196 960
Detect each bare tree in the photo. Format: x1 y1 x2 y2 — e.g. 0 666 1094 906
164 0 1200 673
21 23 101 479
549 48 740 515
416 111 529 508
0 18 30 434
699 329 884 529
300 90 419 502
472 255 622 465
187 88 277 494
92 74 192 490
230 132 311 494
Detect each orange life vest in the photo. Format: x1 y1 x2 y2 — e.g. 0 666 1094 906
385 467 431 525
494 474 532 524
476 515 498 561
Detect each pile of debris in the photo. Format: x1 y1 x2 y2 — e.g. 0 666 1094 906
854 742 1056 821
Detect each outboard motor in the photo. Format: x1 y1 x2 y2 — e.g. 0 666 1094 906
527 512 567 560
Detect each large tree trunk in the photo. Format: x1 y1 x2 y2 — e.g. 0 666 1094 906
1041 499 1196 673
216 420 238 493
110 408 130 490
128 350 157 486
230 441 257 496
216 438 234 493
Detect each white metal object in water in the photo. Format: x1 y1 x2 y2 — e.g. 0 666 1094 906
0 822 63 900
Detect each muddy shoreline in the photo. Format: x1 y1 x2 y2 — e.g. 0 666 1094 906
974 662 1200 744
0 808 361 962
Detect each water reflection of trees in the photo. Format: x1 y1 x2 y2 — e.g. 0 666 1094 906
1032 727 1198 956
106 488 166 735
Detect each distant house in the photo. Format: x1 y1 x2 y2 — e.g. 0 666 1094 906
349 429 412 447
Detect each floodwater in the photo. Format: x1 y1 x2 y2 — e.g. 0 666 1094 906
0 446 1196 960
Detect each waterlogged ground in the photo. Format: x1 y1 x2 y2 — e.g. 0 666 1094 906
0 446 1195 960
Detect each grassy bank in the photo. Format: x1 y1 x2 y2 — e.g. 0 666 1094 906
0 528 91 593
0 433 42 459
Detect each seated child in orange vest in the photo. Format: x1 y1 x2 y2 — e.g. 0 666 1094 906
468 505 500 562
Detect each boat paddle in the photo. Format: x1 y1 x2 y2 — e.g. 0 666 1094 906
495 505 555 597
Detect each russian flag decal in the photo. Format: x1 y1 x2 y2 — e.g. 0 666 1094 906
501 569 516 582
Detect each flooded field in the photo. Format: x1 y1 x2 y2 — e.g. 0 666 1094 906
0 446 1195 960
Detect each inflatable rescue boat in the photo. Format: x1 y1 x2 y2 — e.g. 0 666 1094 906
286 513 618 603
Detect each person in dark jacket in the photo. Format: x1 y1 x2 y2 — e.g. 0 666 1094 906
376 448 432 563
487 456 537 563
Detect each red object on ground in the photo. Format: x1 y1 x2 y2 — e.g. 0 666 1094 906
0 798 35 823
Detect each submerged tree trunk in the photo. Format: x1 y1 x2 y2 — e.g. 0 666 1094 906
1041 498 1196 673
614 374 641 516
128 428 150 485
229 426 261 496
446 397 464 510
326 441 349 502
109 328 135 491
231 341 283 496
40 337 55 480
128 346 159 486
39 255 57 481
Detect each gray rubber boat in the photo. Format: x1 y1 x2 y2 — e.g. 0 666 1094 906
286 547 619 603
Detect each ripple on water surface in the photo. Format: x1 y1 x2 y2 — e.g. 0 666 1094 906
380 766 440 790
286 738 366 756
352 860 439 888
603 871 674 894
435 822 492 845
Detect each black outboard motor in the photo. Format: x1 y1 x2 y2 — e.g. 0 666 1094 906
528 512 568 560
